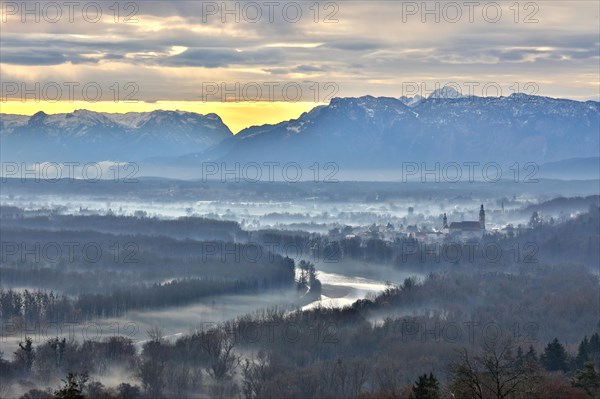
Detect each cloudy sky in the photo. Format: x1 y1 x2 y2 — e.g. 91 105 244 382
1 0 599 131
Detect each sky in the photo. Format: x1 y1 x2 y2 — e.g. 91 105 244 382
1 0 599 132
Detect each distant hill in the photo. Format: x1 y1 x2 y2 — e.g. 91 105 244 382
2 92 598 170
519 195 600 216
538 157 600 180
174 93 600 168
0 109 233 162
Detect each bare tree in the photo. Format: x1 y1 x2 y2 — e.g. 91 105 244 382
137 327 167 399
137 358 165 399
0 374 13 399
199 330 240 381
448 339 542 399
208 380 239 399
241 350 272 399
348 358 370 397
146 326 165 343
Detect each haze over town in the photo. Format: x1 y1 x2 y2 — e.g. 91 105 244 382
0 1 599 398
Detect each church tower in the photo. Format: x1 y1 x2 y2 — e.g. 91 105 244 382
479 204 485 230
442 213 448 229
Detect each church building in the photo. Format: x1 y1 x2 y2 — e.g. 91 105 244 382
442 205 485 239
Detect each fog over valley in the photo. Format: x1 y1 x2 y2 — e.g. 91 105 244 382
1 1 599 397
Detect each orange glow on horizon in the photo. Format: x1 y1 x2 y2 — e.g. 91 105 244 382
0 101 323 133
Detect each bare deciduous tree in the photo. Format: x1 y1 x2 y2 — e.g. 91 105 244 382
448 339 542 399
199 330 240 381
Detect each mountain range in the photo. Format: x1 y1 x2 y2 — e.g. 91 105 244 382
1 91 599 170
0 109 232 162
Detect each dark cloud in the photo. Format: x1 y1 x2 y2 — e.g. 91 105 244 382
262 64 329 75
103 54 126 60
321 40 384 51
1 1 597 100
158 47 283 68
0 49 99 65
293 64 328 72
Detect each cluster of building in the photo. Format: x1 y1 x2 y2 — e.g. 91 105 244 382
441 204 486 240
338 205 487 243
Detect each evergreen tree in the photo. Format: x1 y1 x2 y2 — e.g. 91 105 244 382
576 336 591 368
572 362 600 397
410 373 440 399
590 333 600 368
541 338 569 372
525 345 538 363
516 346 525 368
54 372 86 399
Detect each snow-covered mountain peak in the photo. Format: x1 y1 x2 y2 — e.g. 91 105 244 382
428 86 466 99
